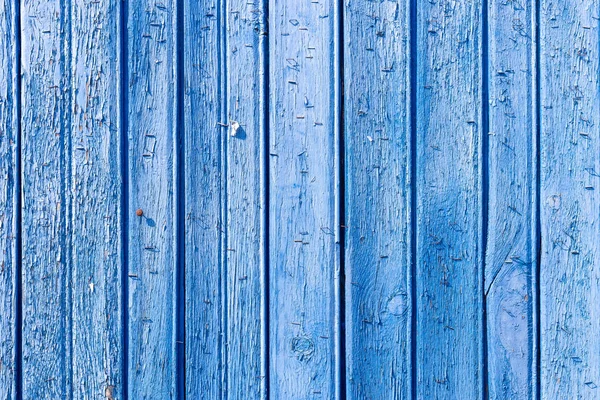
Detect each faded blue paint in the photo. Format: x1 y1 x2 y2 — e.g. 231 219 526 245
0 0 18 397
540 0 600 398
0 0 597 398
268 0 342 398
415 0 484 398
344 0 411 398
487 0 538 399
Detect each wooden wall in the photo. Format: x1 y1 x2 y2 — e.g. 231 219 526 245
0 0 598 398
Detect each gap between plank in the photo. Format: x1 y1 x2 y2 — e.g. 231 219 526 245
119 0 130 395
218 0 228 395
262 0 271 397
533 0 542 397
335 0 347 398
409 0 418 398
15 0 23 394
481 0 490 397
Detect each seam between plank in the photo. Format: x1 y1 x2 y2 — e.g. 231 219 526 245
481 0 490 398
533 0 542 398
261 0 270 397
119 0 130 395
409 0 418 397
218 0 228 397
15 0 23 394
335 0 346 398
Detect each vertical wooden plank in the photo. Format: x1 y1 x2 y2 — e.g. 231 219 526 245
343 0 411 398
415 1 483 398
20 0 72 395
540 0 600 397
269 0 341 397
183 0 222 397
225 0 268 398
70 0 123 396
0 0 18 396
486 0 538 398
126 0 177 393
184 0 268 397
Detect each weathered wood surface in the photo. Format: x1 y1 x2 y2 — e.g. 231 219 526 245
5 0 600 398
540 0 600 398
184 0 268 398
415 0 484 398
486 0 538 399
222 0 268 397
182 0 223 397
343 0 412 398
268 0 341 397
71 0 124 396
20 0 72 395
0 0 18 397
126 0 178 394
182 0 223 396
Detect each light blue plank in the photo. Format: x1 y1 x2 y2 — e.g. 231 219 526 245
20 0 72 395
126 0 178 394
70 0 124 396
486 0 538 398
224 0 268 397
540 0 600 397
183 0 223 397
184 0 268 397
268 0 341 397
0 0 18 396
415 1 484 398
343 0 411 398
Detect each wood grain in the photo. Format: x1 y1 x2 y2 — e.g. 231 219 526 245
0 0 18 396
540 0 600 397
20 0 72 394
10 0 600 397
343 0 412 398
486 0 538 398
415 1 484 398
126 0 178 394
183 0 223 397
224 0 268 398
268 0 341 397
184 0 268 397
70 0 124 396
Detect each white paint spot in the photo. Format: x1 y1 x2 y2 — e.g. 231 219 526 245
89 282 95 293
230 121 240 137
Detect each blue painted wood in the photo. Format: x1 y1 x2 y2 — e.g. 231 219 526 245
415 1 484 398
70 0 124 397
343 0 412 398
20 0 72 395
486 0 538 398
268 0 342 397
223 0 268 397
0 0 18 396
184 0 268 397
540 0 600 398
183 0 223 397
11 0 600 397
20 0 124 397
126 0 178 394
